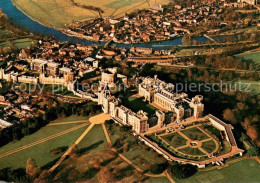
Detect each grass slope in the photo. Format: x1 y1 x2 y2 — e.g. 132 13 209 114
12 0 169 28
0 125 87 169
235 51 260 64
176 159 260 183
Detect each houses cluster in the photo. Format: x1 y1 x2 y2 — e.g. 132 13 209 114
65 0 243 43
0 91 45 127
0 40 99 86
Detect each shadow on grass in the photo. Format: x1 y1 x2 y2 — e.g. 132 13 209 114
82 167 100 180
114 165 134 181
77 140 104 155
101 157 117 166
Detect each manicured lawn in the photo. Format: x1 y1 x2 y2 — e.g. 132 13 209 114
122 94 157 114
161 132 187 148
0 123 83 154
182 127 209 141
178 147 205 156
77 124 107 152
176 159 260 183
0 126 87 169
149 177 171 183
203 125 222 139
201 140 217 154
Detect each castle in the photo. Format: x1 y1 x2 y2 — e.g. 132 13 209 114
0 58 76 86
98 74 205 134
138 76 204 123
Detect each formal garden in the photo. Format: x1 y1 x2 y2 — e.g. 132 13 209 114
147 124 224 161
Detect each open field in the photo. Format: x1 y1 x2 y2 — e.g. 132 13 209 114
233 80 260 94
0 26 35 50
51 115 89 123
235 51 260 64
0 115 91 169
176 159 260 183
0 124 87 169
77 124 107 151
107 122 165 171
13 0 170 28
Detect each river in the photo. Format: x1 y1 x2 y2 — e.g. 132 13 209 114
1 0 238 49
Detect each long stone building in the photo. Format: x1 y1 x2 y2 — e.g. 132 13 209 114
138 76 204 123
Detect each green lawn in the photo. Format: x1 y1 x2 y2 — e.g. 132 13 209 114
201 140 217 154
122 94 157 114
0 125 87 169
51 115 89 123
176 159 260 183
77 124 107 152
107 123 165 170
13 38 35 49
203 125 222 140
123 145 166 171
182 127 209 141
149 177 171 183
161 133 187 148
0 41 10 48
0 123 83 154
0 116 92 169
235 51 260 64
178 147 205 156
233 80 260 94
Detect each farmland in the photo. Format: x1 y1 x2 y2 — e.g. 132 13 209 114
0 22 35 52
12 0 169 28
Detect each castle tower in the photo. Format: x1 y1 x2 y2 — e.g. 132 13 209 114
190 95 204 119
156 110 165 127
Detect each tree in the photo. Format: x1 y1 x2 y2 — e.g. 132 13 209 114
26 158 40 178
150 163 168 174
223 108 237 124
169 164 198 179
248 147 259 157
246 126 258 142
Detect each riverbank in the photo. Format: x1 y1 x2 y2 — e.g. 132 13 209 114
11 0 64 30
3 0 256 49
